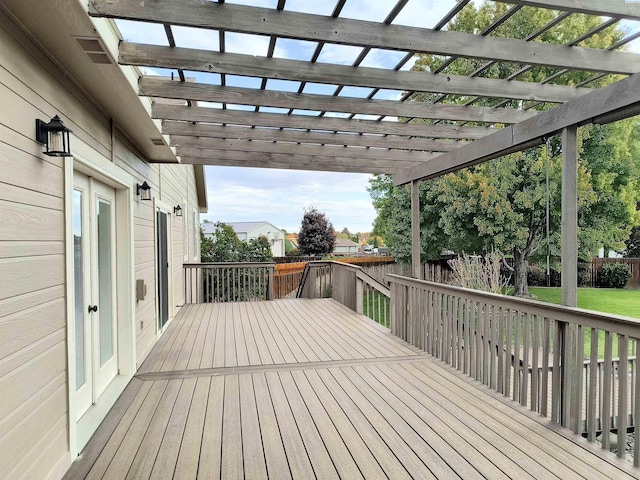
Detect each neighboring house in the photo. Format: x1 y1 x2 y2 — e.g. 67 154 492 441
0 4 207 479
202 221 285 257
333 238 360 255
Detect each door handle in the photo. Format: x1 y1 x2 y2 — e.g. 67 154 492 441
88 305 98 313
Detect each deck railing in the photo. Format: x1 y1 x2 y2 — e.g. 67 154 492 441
184 262 274 303
297 261 390 327
387 274 640 464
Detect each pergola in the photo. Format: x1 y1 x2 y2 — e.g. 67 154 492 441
89 0 640 305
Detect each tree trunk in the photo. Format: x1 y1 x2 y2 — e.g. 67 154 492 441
512 248 529 297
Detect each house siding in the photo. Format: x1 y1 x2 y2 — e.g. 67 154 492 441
0 14 201 480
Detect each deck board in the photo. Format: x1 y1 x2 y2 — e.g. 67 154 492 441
65 299 640 480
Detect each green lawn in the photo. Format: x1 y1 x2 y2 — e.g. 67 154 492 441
529 287 640 319
529 287 640 358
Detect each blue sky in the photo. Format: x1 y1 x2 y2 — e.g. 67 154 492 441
115 0 640 233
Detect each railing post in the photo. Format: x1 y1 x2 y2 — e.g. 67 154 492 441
356 277 363 314
267 265 274 300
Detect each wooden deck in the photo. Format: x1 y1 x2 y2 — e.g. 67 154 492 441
65 299 639 480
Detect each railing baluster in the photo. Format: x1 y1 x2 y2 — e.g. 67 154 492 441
505 308 512 397
602 331 613 451
541 318 550 417
587 328 598 441
572 325 584 434
520 313 531 407
531 315 540 412
497 306 505 395
513 311 521 402
618 334 629 458
635 340 640 465
457 296 464 371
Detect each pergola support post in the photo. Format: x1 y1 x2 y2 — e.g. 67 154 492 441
560 125 578 427
411 180 422 279
561 125 578 308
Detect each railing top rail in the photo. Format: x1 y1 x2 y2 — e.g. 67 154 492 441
184 262 276 268
387 273 640 336
356 269 391 297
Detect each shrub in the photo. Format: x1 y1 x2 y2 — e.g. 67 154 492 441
598 263 631 288
448 250 510 294
527 265 547 287
577 260 590 287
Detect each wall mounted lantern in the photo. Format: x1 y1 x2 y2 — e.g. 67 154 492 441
35 115 72 157
174 205 182 216
136 181 151 201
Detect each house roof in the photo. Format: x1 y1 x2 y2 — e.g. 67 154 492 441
85 0 640 184
335 238 360 248
202 221 283 236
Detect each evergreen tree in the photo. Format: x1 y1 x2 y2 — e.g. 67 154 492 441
298 207 336 255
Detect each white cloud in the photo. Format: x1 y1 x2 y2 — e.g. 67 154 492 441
203 167 377 233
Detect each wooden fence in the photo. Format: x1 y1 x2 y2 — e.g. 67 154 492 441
363 260 452 286
387 274 640 464
590 258 640 288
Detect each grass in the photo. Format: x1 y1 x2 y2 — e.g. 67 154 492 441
529 287 640 358
528 287 640 319
363 292 390 327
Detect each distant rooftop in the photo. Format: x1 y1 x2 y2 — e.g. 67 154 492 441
201 221 282 236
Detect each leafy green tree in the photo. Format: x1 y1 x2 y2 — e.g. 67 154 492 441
370 5 640 296
201 222 273 262
201 222 244 262
298 207 336 255
337 227 358 243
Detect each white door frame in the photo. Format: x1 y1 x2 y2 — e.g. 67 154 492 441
64 152 135 458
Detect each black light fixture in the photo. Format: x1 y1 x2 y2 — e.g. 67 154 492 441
35 115 72 157
136 181 151 201
174 205 182 216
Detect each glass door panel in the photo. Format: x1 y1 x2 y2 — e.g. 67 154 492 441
72 174 93 420
93 182 118 397
157 210 170 330
73 190 86 389
97 199 114 366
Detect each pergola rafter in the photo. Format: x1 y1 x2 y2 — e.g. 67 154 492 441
152 104 496 140
140 76 538 124
122 43 589 103
162 121 462 152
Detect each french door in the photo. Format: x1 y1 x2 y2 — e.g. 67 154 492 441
73 171 118 419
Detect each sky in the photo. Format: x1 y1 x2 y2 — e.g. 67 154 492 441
115 0 640 234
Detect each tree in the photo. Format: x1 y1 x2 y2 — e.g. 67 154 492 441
625 226 640 257
337 227 358 243
201 222 274 262
369 5 640 296
298 207 336 255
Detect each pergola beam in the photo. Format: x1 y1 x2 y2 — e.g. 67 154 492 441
177 149 417 173
153 104 495 140
179 157 403 174
495 0 640 21
394 72 640 185
171 136 442 162
162 121 461 152
123 43 591 104
91 0 640 74
141 76 538 124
